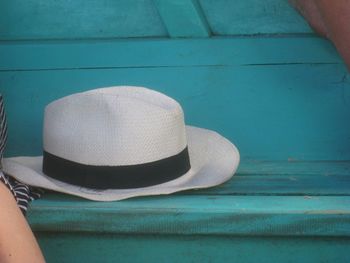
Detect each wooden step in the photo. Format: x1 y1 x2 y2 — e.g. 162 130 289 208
27 161 350 262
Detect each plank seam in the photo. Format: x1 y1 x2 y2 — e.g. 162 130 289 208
0 62 341 72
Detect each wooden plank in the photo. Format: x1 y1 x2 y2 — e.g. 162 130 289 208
1 64 350 161
16 161 350 197
192 161 350 196
0 0 314 40
0 37 341 71
28 195 350 237
192 174 350 196
26 170 350 197
153 0 210 37
199 0 313 35
238 161 350 176
36 233 350 263
0 0 167 40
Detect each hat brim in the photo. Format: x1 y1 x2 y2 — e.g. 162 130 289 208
2 126 239 201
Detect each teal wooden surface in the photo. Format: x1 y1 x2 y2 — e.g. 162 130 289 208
0 0 167 40
0 37 341 71
199 0 312 35
26 161 350 261
0 0 313 40
27 162 350 237
154 0 211 37
201 174 350 196
28 194 350 237
35 234 350 263
1 61 349 161
237 161 350 176
2 1 350 261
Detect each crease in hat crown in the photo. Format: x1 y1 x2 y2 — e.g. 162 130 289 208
43 86 188 166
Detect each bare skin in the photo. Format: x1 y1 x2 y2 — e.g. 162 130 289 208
0 182 46 263
290 0 350 71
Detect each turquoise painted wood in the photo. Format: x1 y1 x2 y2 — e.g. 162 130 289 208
27 162 350 237
0 38 341 71
0 0 312 40
193 162 350 196
29 194 350 237
199 0 313 35
153 0 211 37
36 234 350 263
0 0 168 40
2 64 350 160
2 0 350 262
1 39 349 161
26 161 350 262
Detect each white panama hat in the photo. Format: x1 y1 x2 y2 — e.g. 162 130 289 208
3 86 239 201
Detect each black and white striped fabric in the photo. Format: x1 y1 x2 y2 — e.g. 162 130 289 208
0 173 43 214
0 95 7 163
0 94 43 215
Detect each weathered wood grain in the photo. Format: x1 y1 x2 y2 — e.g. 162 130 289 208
0 0 167 40
153 0 211 37
28 195 350 237
0 37 341 71
36 234 350 263
0 0 313 40
238 161 350 176
2 1 349 262
191 175 350 196
1 63 349 160
199 0 312 35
